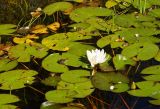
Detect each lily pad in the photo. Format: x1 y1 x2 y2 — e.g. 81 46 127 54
70 7 113 22
113 54 136 70
42 32 91 51
92 72 129 91
0 59 18 72
0 70 38 90
57 80 94 98
41 76 61 87
0 94 19 105
8 44 48 62
43 2 73 15
149 99 160 105
45 90 74 103
0 24 16 35
122 42 159 60
61 70 90 83
141 65 160 75
42 54 68 73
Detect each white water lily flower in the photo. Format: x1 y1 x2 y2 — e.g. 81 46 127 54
86 49 106 67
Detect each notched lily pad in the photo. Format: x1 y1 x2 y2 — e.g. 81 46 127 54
92 72 129 91
0 24 16 35
42 54 68 73
113 54 136 70
122 42 159 60
0 70 38 90
0 59 18 72
70 7 113 22
43 2 73 15
61 70 90 83
8 44 48 62
57 80 94 98
45 90 74 103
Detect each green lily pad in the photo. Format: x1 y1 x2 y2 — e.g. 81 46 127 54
155 51 160 62
122 42 159 60
141 65 160 75
112 83 129 93
92 72 129 91
57 80 94 98
42 32 91 51
0 94 19 105
61 53 84 67
0 70 38 90
41 76 61 87
8 44 48 62
42 54 68 73
128 81 160 97
148 9 160 18
70 7 113 22
0 59 18 72
43 2 73 15
0 104 18 109
45 90 74 103
0 24 16 35
113 54 136 70
149 99 160 105
61 70 90 83
128 89 152 97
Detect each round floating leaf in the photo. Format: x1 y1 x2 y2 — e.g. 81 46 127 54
57 80 94 98
141 65 160 75
112 83 129 93
143 75 160 81
8 44 48 62
128 89 152 97
0 24 16 35
122 43 159 60
43 2 73 15
41 76 61 87
105 0 117 8
61 53 84 67
0 70 38 90
148 9 160 18
155 51 160 62
42 54 68 73
149 99 160 105
92 72 129 91
45 90 74 103
97 35 111 48
0 59 18 72
61 70 90 83
70 7 113 22
113 54 136 70
0 104 17 109
128 81 160 97
67 43 95 57
0 94 19 105
42 32 91 51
